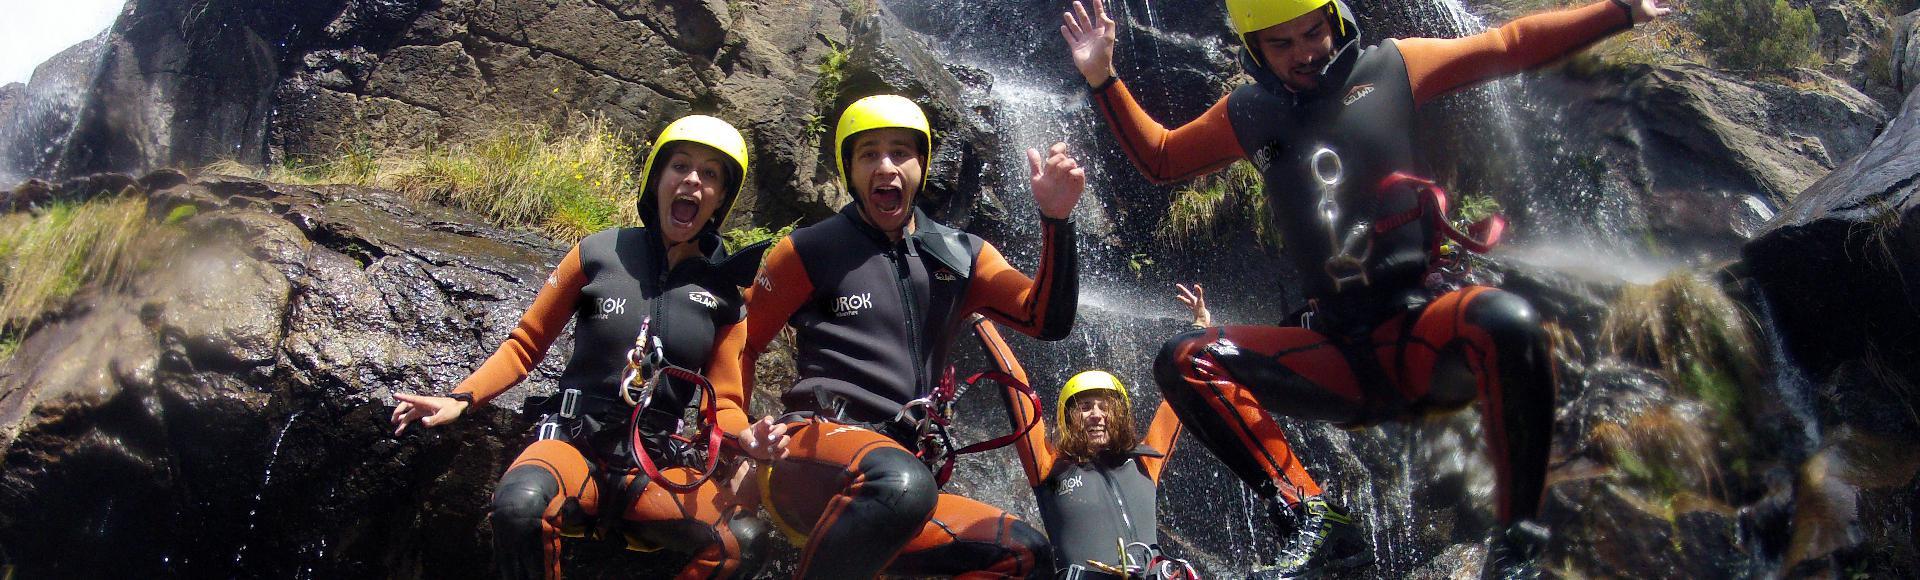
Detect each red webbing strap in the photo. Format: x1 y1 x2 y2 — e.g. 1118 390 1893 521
930 370 1044 487
1372 172 1506 254
628 365 724 493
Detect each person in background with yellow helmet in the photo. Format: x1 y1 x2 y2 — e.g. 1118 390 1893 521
978 285 1223 580
390 115 773 579
706 94 1086 578
1062 0 1673 577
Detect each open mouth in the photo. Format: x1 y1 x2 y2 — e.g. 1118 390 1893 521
868 184 904 214
669 194 701 227
1086 426 1107 440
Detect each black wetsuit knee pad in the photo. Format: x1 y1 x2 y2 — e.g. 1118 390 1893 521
491 465 561 580
854 447 939 529
1462 290 1544 348
492 466 560 531
1152 330 1207 395
726 512 774 580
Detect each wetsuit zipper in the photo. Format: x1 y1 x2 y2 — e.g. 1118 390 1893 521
888 244 925 398
1100 463 1138 541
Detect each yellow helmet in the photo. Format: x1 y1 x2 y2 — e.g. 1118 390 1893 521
1224 0 1356 69
833 94 932 194
638 114 750 232
1057 370 1131 428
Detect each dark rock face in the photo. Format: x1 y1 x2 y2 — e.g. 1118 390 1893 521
1744 87 1920 388
1 0 997 230
1495 63 1887 256
0 175 567 577
1898 9 1920 96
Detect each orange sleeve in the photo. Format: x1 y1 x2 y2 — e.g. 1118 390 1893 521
1089 79 1246 184
1400 0 1632 106
973 317 1054 486
962 221 1076 341
1139 400 1184 484
453 245 586 405
706 235 814 436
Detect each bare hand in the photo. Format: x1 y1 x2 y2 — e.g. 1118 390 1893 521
1060 0 1118 86
391 393 469 436
1631 0 1672 23
1176 283 1212 328
1027 142 1085 220
736 416 791 462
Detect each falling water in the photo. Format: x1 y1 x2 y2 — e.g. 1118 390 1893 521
0 30 111 184
231 410 302 572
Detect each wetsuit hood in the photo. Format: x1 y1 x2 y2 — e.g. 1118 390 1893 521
1238 0 1362 97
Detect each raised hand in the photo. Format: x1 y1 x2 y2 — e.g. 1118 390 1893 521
391 393 469 436
1631 0 1673 23
1060 0 1118 86
1176 283 1212 328
1027 142 1086 220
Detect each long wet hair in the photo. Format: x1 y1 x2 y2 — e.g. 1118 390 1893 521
1050 390 1138 463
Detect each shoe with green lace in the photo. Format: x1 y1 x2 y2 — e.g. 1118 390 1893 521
1249 497 1373 578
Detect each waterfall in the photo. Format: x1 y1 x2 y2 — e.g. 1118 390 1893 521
231 410 303 573
0 30 111 184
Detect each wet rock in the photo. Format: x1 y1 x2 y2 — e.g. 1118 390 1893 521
1743 87 1920 387
837 4 1002 228
1508 63 1887 257
1543 477 1755 577
1898 10 1920 96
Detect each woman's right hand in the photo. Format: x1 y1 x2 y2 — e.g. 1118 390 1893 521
391 393 469 436
736 415 791 462
1060 0 1118 87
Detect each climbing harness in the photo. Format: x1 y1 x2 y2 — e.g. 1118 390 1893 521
905 367 1045 487
618 317 724 493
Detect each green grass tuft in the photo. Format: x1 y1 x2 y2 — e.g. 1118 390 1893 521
807 37 853 140
210 114 642 243
722 222 798 254
1601 272 1764 420
1157 161 1278 251
1691 0 1821 72
0 196 161 332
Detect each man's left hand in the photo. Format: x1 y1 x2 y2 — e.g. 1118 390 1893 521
1028 142 1085 220
1631 0 1672 23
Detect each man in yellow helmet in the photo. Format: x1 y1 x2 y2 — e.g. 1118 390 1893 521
1061 0 1672 577
707 94 1086 578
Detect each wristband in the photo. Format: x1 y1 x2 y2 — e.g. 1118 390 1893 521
448 392 474 404
1609 0 1635 25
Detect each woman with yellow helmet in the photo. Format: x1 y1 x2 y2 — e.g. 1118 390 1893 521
390 115 773 579
1062 0 1672 577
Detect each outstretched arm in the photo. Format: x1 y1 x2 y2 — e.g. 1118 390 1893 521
1401 0 1670 106
973 317 1056 486
1064 0 1245 184
707 236 813 457
964 144 1083 340
392 245 586 435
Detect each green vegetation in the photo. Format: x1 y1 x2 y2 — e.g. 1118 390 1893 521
0 330 18 365
209 115 641 243
0 195 161 333
1157 161 1279 251
1450 191 1502 228
721 221 798 253
1591 407 1722 499
1691 0 1821 72
807 37 854 139
1600 272 1763 419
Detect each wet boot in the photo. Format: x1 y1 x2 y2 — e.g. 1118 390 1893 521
1481 520 1549 580
1249 497 1372 578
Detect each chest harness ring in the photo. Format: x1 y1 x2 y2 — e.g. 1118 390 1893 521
897 368 1044 488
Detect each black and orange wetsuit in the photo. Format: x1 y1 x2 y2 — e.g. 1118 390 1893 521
452 228 769 580
975 319 1185 578
1092 2 1634 525
708 204 1077 579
